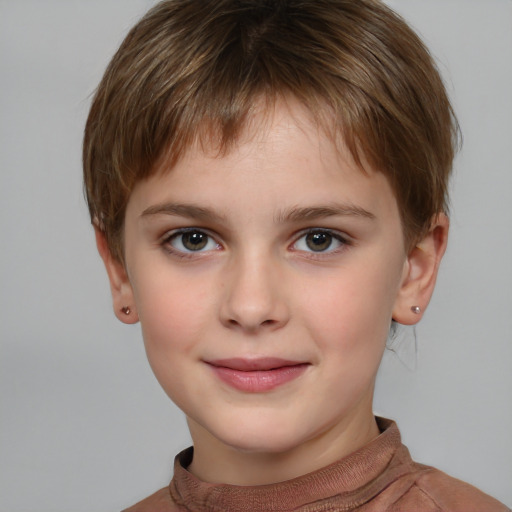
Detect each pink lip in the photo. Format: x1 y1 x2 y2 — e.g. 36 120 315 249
206 358 309 392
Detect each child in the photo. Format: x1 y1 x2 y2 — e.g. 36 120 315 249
83 0 509 510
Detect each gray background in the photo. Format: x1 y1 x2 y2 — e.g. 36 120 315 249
1 1 511 510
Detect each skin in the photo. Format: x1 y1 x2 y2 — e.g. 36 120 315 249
97 99 448 486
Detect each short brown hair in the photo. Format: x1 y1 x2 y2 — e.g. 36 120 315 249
83 0 459 262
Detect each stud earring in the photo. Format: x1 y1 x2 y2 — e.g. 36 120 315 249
410 306 421 314
121 306 131 315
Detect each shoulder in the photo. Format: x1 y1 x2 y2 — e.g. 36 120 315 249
392 464 510 512
121 487 181 512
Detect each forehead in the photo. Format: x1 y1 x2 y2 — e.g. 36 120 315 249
154 99 363 184
126 99 402 236
155 95 361 176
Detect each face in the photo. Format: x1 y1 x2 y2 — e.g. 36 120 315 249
119 100 413 465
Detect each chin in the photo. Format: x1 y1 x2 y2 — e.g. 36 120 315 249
226 436 302 455
212 417 312 455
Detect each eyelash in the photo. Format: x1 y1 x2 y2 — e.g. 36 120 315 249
291 228 350 257
161 228 221 259
161 227 351 259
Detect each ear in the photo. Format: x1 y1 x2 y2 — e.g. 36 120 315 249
95 227 139 324
392 214 449 325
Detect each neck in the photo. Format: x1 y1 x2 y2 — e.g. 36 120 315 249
187 409 380 486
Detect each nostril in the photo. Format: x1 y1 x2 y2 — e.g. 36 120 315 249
225 317 279 331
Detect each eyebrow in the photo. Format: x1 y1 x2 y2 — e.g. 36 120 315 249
141 203 227 223
140 201 375 224
275 204 376 223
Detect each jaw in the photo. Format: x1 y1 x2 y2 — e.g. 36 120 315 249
185 384 378 486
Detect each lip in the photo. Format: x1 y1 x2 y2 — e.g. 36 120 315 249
205 358 309 392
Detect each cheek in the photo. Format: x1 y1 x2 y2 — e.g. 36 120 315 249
131 271 216 406
132 269 214 359
301 263 399 355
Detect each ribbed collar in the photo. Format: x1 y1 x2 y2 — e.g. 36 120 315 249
169 418 414 512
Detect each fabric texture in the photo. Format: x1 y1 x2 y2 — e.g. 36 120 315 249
122 418 509 512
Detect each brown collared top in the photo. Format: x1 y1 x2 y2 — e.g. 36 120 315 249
123 418 509 512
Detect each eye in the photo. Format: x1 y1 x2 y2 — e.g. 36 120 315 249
166 229 219 253
293 229 346 253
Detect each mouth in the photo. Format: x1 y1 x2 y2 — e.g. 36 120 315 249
205 358 310 392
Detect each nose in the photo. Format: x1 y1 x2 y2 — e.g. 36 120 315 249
219 252 290 333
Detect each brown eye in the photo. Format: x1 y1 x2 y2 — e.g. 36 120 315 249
305 232 333 252
169 230 217 253
293 229 346 254
181 231 208 251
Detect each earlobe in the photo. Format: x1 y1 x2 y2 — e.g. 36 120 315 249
392 214 449 325
95 227 139 324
